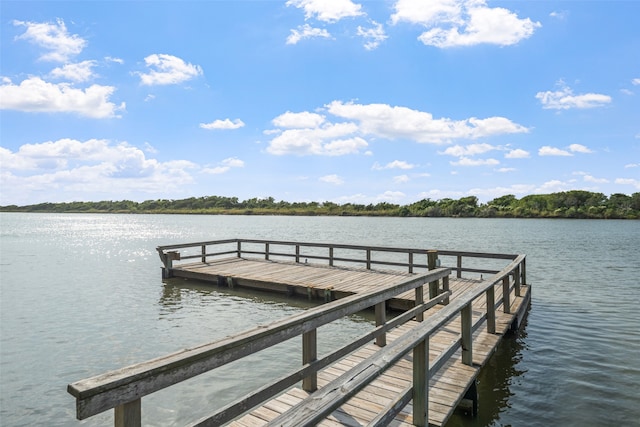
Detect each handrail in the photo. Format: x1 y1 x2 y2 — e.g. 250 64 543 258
157 239 519 279
261 254 527 427
68 267 452 425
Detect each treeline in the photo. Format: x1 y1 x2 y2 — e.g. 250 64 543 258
1 191 639 219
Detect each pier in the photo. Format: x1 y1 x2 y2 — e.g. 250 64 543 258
68 239 530 427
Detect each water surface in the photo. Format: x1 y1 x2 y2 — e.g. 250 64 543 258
1 214 638 426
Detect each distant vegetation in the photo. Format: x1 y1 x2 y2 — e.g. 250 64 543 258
1 191 639 219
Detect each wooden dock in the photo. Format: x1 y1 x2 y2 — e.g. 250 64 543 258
68 239 530 427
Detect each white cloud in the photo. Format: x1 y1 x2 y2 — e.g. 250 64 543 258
137 54 203 86
267 122 367 156
632 78 640 86
393 174 410 184
50 60 97 82
202 157 245 175
320 174 344 185
0 77 124 118
535 179 571 193
538 146 572 156
496 167 516 173
272 111 326 128
550 10 568 20
505 148 530 158
615 178 640 190
392 0 540 48
440 143 496 156
372 160 416 170
450 157 499 166
536 82 612 109
583 174 609 184
200 118 245 130
105 56 124 64
377 191 405 202
286 24 332 45
625 163 639 168
13 19 86 62
569 143 593 154
286 0 364 22
357 21 387 50
0 139 198 204
326 101 528 144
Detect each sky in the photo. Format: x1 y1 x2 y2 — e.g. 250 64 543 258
1 0 639 206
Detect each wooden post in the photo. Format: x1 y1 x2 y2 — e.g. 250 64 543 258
427 250 439 299
302 330 317 392
329 246 334 267
412 337 429 427
502 276 511 314
201 245 206 263
457 255 462 278
375 302 386 346
265 243 270 261
295 245 300 263
461 303 473 366
237 241 241 257
514 265 521 297
366 249 371 270
408 252 414 274
114 399 141 427
521 258 527 285
441 275 450 305
486 285 496 334
415 285 424 322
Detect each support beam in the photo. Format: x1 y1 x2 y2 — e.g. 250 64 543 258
114 399 141 427
461 303 473 366
302 330 317 392
375 302 387 347
412 337 429 427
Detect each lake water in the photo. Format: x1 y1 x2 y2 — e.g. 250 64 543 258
1 213 638 427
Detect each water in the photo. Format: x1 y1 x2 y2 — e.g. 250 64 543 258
1 214 638 426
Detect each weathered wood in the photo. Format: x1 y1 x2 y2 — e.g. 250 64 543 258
427 250 439 299
415 284 424 322
114 399 140 427
375 302 386 347
486 285 496 334
302 330 317 392
502 276 511 314
412 337 429 427
461 303 473 366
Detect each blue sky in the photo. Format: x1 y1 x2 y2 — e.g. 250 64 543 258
1 0 639 206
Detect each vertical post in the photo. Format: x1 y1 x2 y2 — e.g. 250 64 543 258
265 243 270 261
461 303 473 366
408 252 414 274
366 249 371 270
201 245 206 263
375 302 386 346
413 336 429 427
521 257 527 285
415 285 424 322
114 399 141 427
457 255 462 278
486 285 496 334
329 246 334 267
514 265 522 297
302 330 317 392
502 276 511 314
237 241 241 258
295 245 300 263
441 275 450 305
427 250 439 299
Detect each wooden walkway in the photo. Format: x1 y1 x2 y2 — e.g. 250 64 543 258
68 239 530 427
171 257 485 311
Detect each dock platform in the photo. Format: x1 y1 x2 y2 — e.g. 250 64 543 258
68 239 530 427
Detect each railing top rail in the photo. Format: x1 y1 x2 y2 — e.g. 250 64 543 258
68 267 451 419
157 238 518 260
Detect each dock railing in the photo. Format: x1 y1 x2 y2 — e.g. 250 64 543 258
156 238 521 280
69 241 528 427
